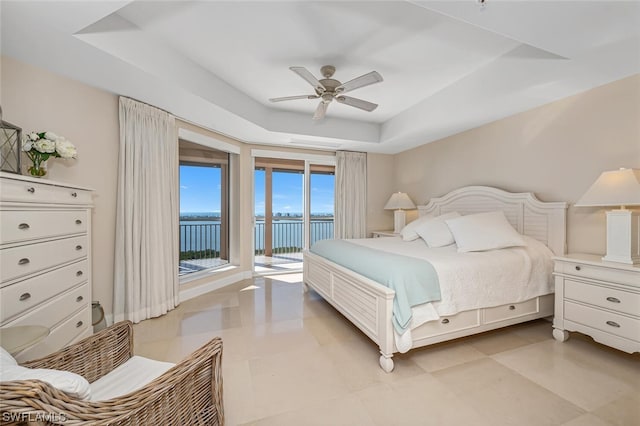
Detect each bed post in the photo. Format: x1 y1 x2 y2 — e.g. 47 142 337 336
378 294 396 373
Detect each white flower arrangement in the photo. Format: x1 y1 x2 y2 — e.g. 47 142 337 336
23 131 77 176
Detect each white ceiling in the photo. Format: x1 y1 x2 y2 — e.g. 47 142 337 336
2 1 639 154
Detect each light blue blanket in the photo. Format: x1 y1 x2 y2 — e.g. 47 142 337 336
310 239 441 334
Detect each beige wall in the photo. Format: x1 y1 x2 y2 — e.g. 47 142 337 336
366 153 395 234
1 55 120 315
394 74 640 255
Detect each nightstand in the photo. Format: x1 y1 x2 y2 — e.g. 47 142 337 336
552 254 639 353
371 230 399 238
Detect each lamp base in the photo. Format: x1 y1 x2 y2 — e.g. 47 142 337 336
602 209 640 265
393 210 406 234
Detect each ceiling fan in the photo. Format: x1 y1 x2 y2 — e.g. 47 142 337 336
269 65 383 120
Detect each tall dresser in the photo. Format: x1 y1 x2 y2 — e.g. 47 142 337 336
0 172 93 362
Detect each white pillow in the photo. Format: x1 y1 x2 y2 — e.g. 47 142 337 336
415 211 460 247
0 364 91 400
399 214 435 241
445 211 526 253
0 347 17 367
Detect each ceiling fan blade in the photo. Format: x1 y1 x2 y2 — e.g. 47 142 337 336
269 95 318 102
313 101 328 120
335 95 378 112
290 67 325 92
335 71 383 94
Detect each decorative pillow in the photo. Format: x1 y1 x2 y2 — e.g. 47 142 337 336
415 211 460 247
0 364 91 400
399 214 435 241
445 210 526 253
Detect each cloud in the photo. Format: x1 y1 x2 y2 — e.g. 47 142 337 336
180 185 188 189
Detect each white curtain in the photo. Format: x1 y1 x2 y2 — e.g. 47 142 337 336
113 97 179 324
334 151 367 239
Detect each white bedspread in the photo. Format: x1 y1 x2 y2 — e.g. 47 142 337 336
348 236 554 352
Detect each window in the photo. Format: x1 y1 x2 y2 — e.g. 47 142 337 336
179 140 229 278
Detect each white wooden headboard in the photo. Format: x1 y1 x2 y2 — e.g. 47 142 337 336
418 186 568 255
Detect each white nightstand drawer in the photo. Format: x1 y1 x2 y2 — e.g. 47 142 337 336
0 177 92 205
483 298 539 324
565 301 640 342
1 236 87 283
564 279 640 317
556 261 639 287
1 260 88 323
0 210 87 245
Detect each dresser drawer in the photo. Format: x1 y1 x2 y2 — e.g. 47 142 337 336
483 298 539 324
13 307 91 362
0 178 92 205
1 236 87 283
564 279 640 317
417 309 481 337
0 210 87 245
556 261 639 287
4 283 89 330
565 301 640 342
1 260 88 323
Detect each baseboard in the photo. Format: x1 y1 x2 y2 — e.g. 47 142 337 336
179 270 252 303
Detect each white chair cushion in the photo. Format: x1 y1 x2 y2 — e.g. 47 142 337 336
90 356 175 401
415 211 460 247
0 346 17 366
0 363 92 400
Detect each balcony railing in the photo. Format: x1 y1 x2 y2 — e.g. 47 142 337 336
179 218 334 271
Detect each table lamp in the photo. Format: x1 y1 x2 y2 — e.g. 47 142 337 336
575 168 640 265
384 192 416 233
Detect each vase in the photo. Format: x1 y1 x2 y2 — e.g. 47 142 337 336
28 159 47 177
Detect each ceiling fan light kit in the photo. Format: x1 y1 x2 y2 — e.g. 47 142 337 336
269 65 383 120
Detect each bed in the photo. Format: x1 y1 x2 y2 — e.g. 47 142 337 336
303 186 567 372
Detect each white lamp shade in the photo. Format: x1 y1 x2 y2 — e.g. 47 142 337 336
575 168 640 207
384 192 416 210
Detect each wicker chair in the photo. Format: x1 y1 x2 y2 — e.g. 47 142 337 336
0 321 223 425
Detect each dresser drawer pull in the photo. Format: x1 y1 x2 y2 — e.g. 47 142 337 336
606 321 620 328
27 187 35 194
19 293 31 301
606 297 621 304
76 321 83 328
75 245 83 251
18 223 30 230
18 258 30 265
509 305 516 310
75 219 82 225
574 266 581 271
71 192 78 198
76 271 83 277
441 318 450 324
76 296 84 302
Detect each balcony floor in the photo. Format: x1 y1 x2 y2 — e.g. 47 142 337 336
254 252 303 274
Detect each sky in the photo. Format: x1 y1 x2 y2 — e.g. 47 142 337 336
180 165 334 215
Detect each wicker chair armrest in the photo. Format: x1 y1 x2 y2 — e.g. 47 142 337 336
21 321 134 383
1 337 224 425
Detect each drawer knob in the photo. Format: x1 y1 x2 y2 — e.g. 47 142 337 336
606 320 620 328
71 192 78 198
75 245 83 251
575 266 581 271
76 296 84 302
76 321 83 328
75 219 82 225
18 223 30 230
606 297 621 304
18 258 30 265
441 318 450 324
19 292 31 301
76 271 83 277
27 187 35 193
509 305 516 310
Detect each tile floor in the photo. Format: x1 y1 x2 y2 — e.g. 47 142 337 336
133 273 640 425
